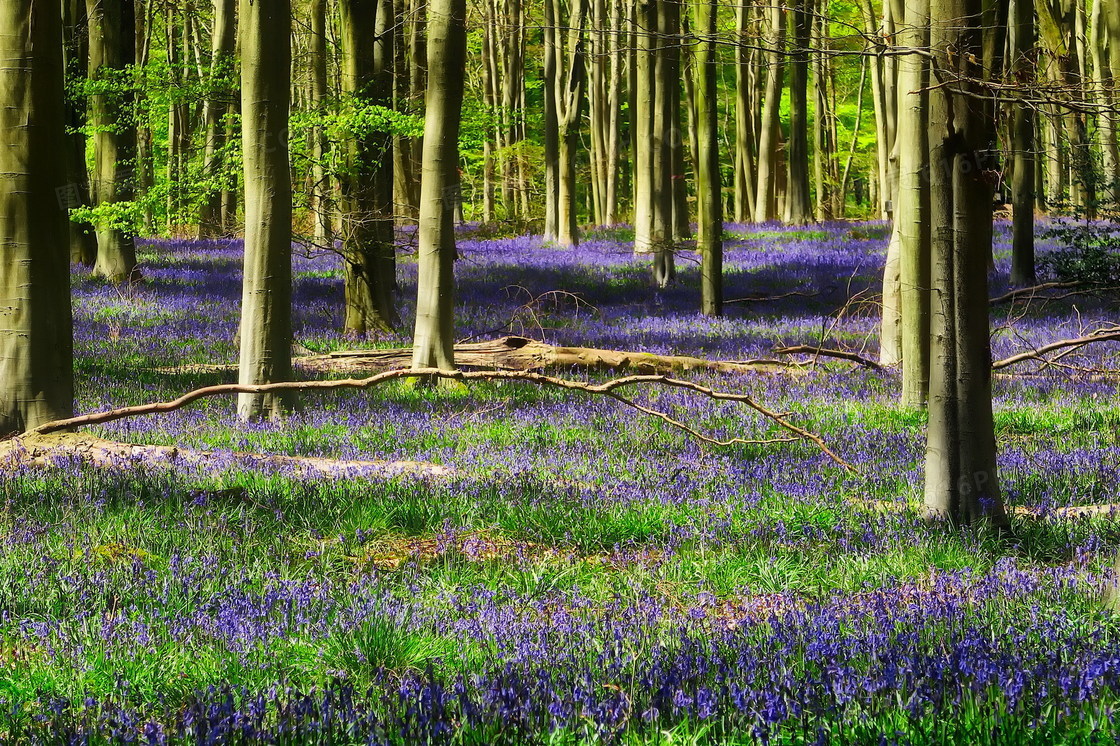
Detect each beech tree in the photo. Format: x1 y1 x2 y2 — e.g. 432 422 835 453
922 0 1007 527
411 0 467 371
339 0 398 334
87 0 139 282
237 0 296 420
0 0 74 435
542 0 588 247
691 0 722 315
198 0 237 238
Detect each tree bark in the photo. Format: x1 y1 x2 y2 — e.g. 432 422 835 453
339 0 398 335
923 0 1008 528
237 0 296 420
411 0 467 371
754 0 785 223
692 0 722 315
87 0 138 281
0 0 74 436
62 0 98 266
784 0 811 224
198 0 237 238
1010 0 1036 284
543 0 588 247
310 0 333 242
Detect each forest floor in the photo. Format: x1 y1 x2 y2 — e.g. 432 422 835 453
3 221 1120 743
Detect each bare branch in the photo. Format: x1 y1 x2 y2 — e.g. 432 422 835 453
28 368 855 472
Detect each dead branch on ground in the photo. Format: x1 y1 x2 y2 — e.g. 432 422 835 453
28 368 855 472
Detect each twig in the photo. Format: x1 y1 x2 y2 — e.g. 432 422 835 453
29 368 855 472
774 345 883 369
725 291 820 304
991 328 1120 370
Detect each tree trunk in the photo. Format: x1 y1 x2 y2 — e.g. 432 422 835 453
411 0 466 371
339 0 398 335
733 0 756 223
896 0 931 408
0 0 74 436
1010 0 1036 284
651 0 679 286
692 0 722 316
783 0 812 224
923 0 1008 528
543 0 587 247
199 0 236 238
633 0 655 251
310 0 333 243
237 0 296 420
87 0 138 281
62 0 98 266
754 0 785 223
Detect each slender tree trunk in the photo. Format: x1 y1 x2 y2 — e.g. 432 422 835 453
784 0 812 224
754 0 785 222
897 0 931 408
62 0 98 266
733 0 756 222
199 0 236 238
237 0 295 420
633 0 656 251
411 0 466 371
1010 0 1036 284
0 0 74 436
692 0 722 315
339 0 398 335
650 0 678 286
310 0 333 242
543 0 587 247
87 0 138 281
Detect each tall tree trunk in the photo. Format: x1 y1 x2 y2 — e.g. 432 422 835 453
199 0 236 238
411 0 466 371
692 0 722 315
237 0 295 420
1010 0 1036 284
784 0 812 224
923 0 1007 527
632 0 655 251
310 0 333 242
543 0 588 247
62 0 98 266
0 0 74 436
650 0 678 286
754 0 785 222
87 0 138 281
896 0 931 408
339 0 398 335
733 0 756 223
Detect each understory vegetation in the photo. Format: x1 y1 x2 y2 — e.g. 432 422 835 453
3 221 1120 744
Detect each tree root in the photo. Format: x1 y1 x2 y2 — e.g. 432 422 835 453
0 432 454 479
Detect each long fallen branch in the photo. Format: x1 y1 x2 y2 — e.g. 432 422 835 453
29 367 854 472
989 281 1081 306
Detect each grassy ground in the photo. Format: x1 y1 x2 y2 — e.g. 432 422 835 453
2 221 1120 743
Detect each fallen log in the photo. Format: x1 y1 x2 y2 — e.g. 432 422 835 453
302 336 802 376
1 432 454 479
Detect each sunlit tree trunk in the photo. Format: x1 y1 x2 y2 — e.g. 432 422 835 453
543 0 588 247
633 0 655 252
87 0 138 281
199 0 236 238
237 0 296 420
650 0 678 286
733 0 757 223
692 0 722 315
754 0 784 222
411 0 466 371
896 0 931 408
0 0 74 436
310 0 333 242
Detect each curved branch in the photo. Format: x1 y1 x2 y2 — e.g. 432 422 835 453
991 328 1120 370
29 368 855 472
